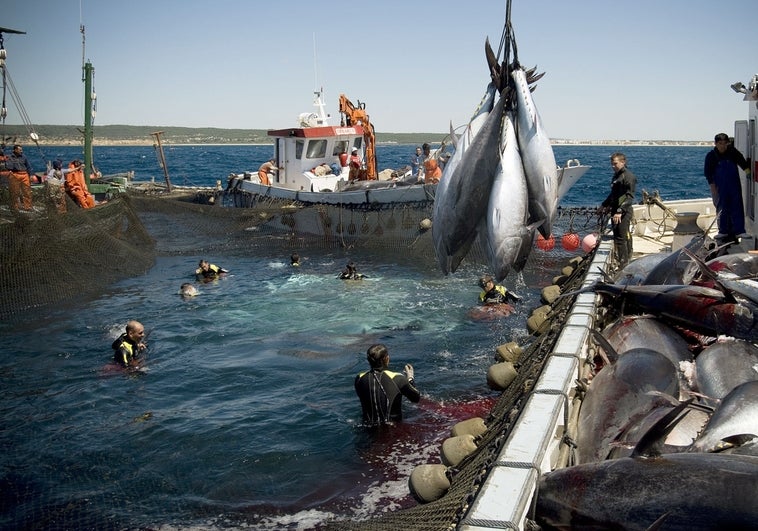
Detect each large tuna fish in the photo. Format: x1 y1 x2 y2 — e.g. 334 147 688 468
511 65 558 239
432 92 506 274
484 109 533 281
691 380 758 453
535 453 758 530
695 339 758 408
591 282 758 342
576 348 680 464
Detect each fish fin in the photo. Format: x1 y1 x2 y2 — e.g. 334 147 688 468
631 398 695 459
484 37 504 92
589 329 617 367
680 247 737 302
449 121 458 149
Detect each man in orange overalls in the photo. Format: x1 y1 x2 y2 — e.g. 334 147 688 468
64 159 95 209
422 143 442 184
6 144 33 212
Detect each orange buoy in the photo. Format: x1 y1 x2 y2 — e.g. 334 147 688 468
535 233 555 251
581 233 598 253
561 232 580 251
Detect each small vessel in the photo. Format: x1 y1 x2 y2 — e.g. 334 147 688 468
220 89 591 247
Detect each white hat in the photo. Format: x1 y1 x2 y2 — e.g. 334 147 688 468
352 147 358 152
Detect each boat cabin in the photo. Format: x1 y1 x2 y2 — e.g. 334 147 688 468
253 91 368 193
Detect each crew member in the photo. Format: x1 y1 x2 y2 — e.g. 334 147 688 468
258 158 277 186
478 275 521 305
354 343 420 425
112 320 147 368
349 147 363 181
600 152 636 269
196 259 228 280
64 160 96 209
7 144 33 212
422 143 442 184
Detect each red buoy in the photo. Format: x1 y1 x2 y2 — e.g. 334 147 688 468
561 232 580 251
536 233 555 251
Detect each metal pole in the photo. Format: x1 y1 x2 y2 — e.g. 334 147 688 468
83 61 94 189
151 131 172 192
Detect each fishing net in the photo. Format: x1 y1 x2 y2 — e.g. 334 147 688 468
0 190 155 322
0 181 599 530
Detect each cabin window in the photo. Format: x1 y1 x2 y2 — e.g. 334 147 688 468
333 140 349 156
295 140 304 159
306 139 327 159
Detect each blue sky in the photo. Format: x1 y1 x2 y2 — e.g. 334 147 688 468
1 0 754 140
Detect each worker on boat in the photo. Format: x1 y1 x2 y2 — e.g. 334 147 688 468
422 143 442 184
599 152 636 269
45 159 68 213
6 144 34 212
64 160 96 209
112 320 147 368
410 146 423 176
478 275 521 305
354 343 420 426
339 261 364 280
349 147 363 181
258 158 277 186
195 259 228 281
704 132 752 245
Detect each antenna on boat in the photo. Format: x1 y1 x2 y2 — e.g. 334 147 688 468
311 33 329 125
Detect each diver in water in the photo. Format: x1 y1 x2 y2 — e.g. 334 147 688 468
179 283 198 297
478 275 521 305
354 343 420 425
339 261 364 280
291 253 301 267
112 320 147 368
195 259 228 281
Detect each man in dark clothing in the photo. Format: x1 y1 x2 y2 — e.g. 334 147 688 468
112 320 147 368
601 152 637 268
354 344 420 425
704 132 751 243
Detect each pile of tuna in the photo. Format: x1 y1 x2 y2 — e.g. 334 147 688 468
432 38 567 281
535 239 758 529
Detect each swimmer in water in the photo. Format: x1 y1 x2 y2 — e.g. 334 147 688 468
179 283 198 297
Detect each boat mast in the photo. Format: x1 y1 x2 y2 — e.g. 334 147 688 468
81 23 95 188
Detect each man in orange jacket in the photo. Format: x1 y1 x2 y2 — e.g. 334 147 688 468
6 144 33 212
64 160 95 208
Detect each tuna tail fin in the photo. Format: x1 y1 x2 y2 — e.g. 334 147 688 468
631 398 694 459
680 247 736 302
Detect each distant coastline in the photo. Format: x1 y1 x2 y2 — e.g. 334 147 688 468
0 124 712 147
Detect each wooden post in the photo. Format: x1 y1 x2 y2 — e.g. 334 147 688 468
151 131 172 192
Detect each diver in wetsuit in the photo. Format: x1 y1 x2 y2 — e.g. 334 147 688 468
478 275 521 305
112 320 147 368
354 344 420 425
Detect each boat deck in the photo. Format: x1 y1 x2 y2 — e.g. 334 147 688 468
460 201 756 530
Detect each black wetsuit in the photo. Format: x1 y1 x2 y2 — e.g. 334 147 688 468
112 333 142 367
602 166 636 267
354 368 420 425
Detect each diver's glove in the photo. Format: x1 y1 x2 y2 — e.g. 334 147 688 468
404 364 415 383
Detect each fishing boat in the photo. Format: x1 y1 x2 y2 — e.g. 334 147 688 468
218 89 591 247
448 74 758 530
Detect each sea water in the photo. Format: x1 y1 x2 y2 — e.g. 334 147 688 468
0 144 713 529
